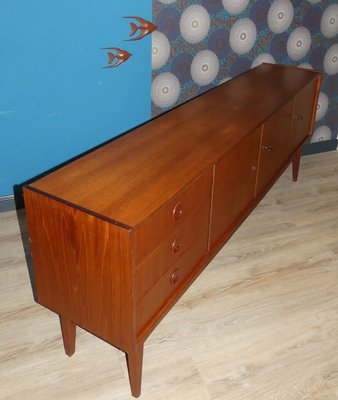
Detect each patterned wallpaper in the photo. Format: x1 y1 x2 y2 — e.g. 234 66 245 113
151 0 338 148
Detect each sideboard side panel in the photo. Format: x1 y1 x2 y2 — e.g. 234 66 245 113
24 188 134 351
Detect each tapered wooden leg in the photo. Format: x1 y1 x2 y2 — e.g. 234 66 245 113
59 315 76 357
126 342 144 398
292 149 301 182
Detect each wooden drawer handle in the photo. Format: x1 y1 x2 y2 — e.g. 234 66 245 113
170 268 180 286
171 237 182 254
173 203 183 221
262 145 273 152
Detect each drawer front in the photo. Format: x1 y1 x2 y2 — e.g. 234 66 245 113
134 168 213 264
136 211 208 300
136 229 208 334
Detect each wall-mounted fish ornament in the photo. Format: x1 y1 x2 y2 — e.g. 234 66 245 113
102 47 132 68
123 16 157 41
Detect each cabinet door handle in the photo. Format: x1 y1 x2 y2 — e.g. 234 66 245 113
262 145 273 152
172 203 184 221
295 114 304 120
170 268 180 286
171 237 182 254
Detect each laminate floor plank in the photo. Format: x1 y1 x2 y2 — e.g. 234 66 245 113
1 151 338 399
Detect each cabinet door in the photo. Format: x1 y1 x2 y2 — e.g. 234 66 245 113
256 100 293 194
210 126 261 248
288 79 318 155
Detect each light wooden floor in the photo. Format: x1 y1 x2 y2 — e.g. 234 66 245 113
1 151 338 400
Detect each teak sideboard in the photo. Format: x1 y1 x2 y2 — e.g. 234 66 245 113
24 64 321 397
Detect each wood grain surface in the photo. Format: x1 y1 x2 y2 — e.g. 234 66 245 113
23 189 134 352
257 99 294 193
210 126 261 248
1 151 338 399
27 64 320 228
21 65 321 397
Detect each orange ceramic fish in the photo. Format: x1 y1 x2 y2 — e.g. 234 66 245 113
124 16 157 41
102 47 132 68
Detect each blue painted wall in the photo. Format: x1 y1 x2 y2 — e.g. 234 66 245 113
0 0 151 196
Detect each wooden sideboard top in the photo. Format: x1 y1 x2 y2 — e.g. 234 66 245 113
27 64 320 228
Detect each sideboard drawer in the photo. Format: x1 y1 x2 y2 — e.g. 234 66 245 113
135 209 209 300
136 229 209 333
134 168 213 264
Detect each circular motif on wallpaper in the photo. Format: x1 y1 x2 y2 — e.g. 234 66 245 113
307 0 321 3
229 18 257 55
321 4 338 39
298 62 313 69
152 73 180 109
324 44 338 75
191 50 220 86
268 0 294 34
251 53 276 69
152 31 171 70
287 27 311 61
180 5 210 44
158 0 177 3
222 0 250 15
310 126 332 143
315 92 329 122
